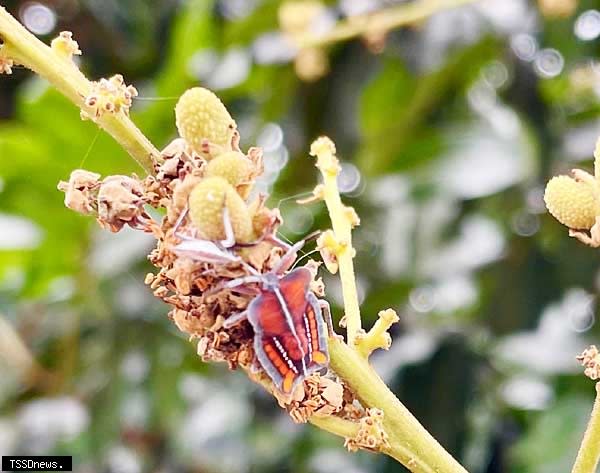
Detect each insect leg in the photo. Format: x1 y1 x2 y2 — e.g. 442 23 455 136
171 237 241 264
204 275 263 296
220 205 236 248
272 231 322 274
172 204 189 234
223 310 248 328
272 239 306 274
318 299 335 337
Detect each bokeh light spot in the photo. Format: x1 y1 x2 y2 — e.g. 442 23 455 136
534 49 564 78
409 286 437 313
337 163 362 194
575 10 600 41
510 33 537 62
20 2 56 35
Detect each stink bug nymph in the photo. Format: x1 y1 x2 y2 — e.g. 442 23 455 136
221 237 331 394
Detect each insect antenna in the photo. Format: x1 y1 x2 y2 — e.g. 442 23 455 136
172 205 189 236
301 229 322 244
274 191 314 209
290 248 321 270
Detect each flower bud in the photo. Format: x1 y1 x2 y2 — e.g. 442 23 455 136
175 87 237 158
544 175 599 230
51 31 81 60
204 151 254 197
188 177 253 243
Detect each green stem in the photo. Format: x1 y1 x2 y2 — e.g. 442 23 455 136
311 138 362 345
572 383 600 473
329 338 468 473
310 414 360 439
294 0 480 50
0 6 159 173
594 136 600 182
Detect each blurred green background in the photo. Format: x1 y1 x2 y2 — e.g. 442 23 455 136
1 0 600 471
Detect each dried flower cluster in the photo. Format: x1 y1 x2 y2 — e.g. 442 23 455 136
578 345 600 381
58 86 378 449
58 170 150 232
345 408 390 452
273 373 363 423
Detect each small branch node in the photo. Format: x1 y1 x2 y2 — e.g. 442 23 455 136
344 408 390 453
578 345 600 381
50 31 81 61
356 309 399 358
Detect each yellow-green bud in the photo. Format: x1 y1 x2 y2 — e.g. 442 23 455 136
51 31 81 60
204 151 254 198
175 87 237 158
188 177 253 243
544 175 599 230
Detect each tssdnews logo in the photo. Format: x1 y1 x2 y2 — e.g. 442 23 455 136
2 456 72 471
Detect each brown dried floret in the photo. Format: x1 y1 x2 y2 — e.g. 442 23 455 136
344 408 390 453
0 49 14 74
159 138 206 181
96 175 148 232
275 373 344 423
171 308 205 335
248 194 283 239
143 139 206 209
578 345 600 380
165 257 204 295
57 169 102 215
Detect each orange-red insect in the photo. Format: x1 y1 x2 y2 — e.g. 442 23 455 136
247 268 329 393
223 239 330 393
171 205 330 393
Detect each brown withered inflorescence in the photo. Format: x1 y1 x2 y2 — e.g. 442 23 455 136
58 86 367 428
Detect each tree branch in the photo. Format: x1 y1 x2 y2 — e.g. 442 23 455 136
0 6 159 174
572 383 600 473
293 0 481 50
